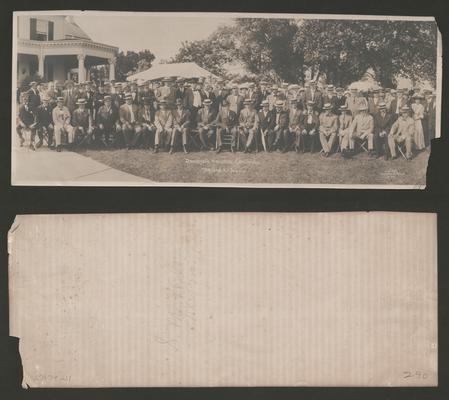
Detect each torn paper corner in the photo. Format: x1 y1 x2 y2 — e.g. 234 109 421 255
9 213 438 387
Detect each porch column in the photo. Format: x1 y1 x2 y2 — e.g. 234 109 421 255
38 54 45 78
108 57 116 81
77 54 86 83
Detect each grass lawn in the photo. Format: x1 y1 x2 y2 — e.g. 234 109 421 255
77 147 429 186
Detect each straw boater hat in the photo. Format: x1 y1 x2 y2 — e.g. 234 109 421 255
275 100 284 107
124 93 133 99
401 105 411 113
56 96 64 102
159 99 167 105
261 100 269 107
203 98 213 105
307 100 315 106
378 102 387 110
413 93 424 99
358 104 368 111
76 98 87 105
243 99 253 105
103 95 112 102
323 103 332 110
339 104 348 111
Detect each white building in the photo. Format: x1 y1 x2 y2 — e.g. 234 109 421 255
16 15 118 85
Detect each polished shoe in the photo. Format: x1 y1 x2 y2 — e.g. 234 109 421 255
169 146 174 155
183 145 189 154
153 146 159 154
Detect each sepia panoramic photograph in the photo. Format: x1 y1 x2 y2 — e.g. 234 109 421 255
11 11 441 188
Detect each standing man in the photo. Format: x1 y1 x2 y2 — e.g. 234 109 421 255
335 87 347 115
271 100 290 152
119 93 139 149
238 99 259 153
196 98 216 151
424 91 436 147
171 98 191 154
347 87 359 116
373 102 395 159
257 100 275 152
214 99 238 153
63 80 77 115
153 100 173 153
52 96 73 152
305 80 323 113
318 103 338 157
368 89 381 115
226 85 244 116
388 105 415 160
27 81 41 110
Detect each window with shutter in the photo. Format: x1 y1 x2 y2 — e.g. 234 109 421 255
48 21 54 40
30 18 37 40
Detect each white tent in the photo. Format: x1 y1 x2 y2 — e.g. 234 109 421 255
126 62 218 82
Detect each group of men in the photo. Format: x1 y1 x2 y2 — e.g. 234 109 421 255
16 76 436 159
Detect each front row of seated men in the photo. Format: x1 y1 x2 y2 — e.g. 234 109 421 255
17 92 420 159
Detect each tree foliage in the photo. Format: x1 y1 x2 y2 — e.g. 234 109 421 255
233 18 302 82
116 49 156 81
293 20 437 86
169 26 237 76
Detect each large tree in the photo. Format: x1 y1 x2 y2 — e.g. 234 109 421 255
294 19 437 87
170 26 237 76
234 18 302 82
115 49 156 81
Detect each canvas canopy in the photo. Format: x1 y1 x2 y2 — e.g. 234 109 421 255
126 62 218 82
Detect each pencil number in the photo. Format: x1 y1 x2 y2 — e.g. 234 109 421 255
403 370 428 379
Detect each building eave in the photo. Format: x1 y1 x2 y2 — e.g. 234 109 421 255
17 38 119 54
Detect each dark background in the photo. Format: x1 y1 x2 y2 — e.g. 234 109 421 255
1 0 448 399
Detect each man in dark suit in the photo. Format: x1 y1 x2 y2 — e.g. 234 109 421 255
62 80 77 115
214 98 238 153
196 98 217 151
322 85 338 115
304 80 323 113
95 95 120 147
16 93 37 149
271 100 290 152
27 81 41 111
300 100 320 153
424 91 436 147
334 87 347 115
119 93 139 148
35 96 54 148
170 98 191 154
257 100 275 152
373 102 396 159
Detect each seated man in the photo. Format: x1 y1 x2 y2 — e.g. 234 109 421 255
318 103 338 157
214 99 238 153
338 104 353 157
16 93 37 149
349 104 375 156
171 98 191 154
238 99 259 153
119 93 139 149
271 100 290 152
299 100 319 153
288 99 303 153
388 105 415 160
95 95 120 147
52 96 74 152
374 101 396 160
72 98 93 147
35 96 54 148
258 100 275 152
153 99 173 153
133 97 156 150
196 98 216 151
